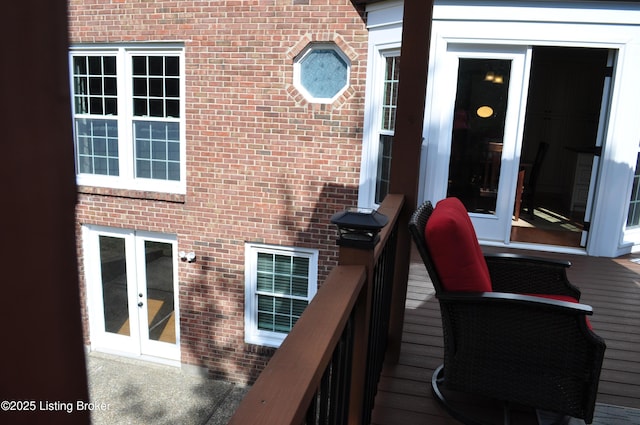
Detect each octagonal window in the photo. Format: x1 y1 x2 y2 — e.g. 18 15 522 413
294 43 350 104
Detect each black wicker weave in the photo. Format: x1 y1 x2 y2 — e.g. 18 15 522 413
409 200 606 424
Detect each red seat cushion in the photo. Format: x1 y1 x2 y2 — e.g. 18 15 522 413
425 197 492 292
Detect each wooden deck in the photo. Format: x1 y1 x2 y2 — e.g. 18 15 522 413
371 247 640 424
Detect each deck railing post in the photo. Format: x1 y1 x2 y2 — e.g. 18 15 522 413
337 244 375 425
335 194 403 424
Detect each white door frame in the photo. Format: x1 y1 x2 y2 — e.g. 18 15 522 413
423 43 531 243
418 16 640 256
83 225 180 363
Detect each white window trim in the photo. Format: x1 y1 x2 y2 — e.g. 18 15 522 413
244 243 319 348
69 44 186 194
293 43 351 104
358 43 401 209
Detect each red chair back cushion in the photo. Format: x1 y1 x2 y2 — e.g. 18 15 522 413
425 197 492 292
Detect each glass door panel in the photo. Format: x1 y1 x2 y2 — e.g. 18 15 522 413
143 240 176 344
86 226 179 360
447 59 511 215
423 44 530 242
99 235 130 336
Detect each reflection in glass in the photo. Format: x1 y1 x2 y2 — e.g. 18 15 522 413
99 236 130 335
447 59 511 214
144 241 176 344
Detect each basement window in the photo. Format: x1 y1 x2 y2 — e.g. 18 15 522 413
244 243 318 347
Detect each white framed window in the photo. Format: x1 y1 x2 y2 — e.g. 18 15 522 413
70 45 186 194
244 243 319 348
627 152 640 228
375 54 400 204
293 43 350 104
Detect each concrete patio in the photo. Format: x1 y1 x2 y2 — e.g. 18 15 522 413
85 352 248 425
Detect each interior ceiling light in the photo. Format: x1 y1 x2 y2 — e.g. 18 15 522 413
476 105 494 118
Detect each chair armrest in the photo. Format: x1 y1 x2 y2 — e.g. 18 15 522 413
484 253 581 299
439 291 592 315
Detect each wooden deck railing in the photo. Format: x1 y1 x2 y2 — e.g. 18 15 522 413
228 194 405 425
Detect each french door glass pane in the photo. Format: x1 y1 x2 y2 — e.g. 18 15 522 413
144 241 176 343
99 236 130 336
447 58 511 214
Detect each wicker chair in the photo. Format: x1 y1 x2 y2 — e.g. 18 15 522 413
409 198 606 424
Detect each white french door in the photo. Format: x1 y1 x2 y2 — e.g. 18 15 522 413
84 226 180 361
424 44 531 242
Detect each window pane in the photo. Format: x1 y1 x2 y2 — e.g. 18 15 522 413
292 256 309 276
274 275 290 295
167 140 180 161
299 48 348 99
375 135 393 204
168 163 180 181
72 55 117 118
152 161 167 179
292 300 307 317
133 98 147 116
89 77 103 95
103 56 116 75
165 78 179 97
258 312 273 331
257 252 273 270
104 77 117 95
132 56 146 75
74 76 88 96
257 272 272 291
88 56 102 75
105 97 117 115
627 153 640 228
134 121 180 181
166 100 180 118
274 298 290 315
166 56 179 76
152 141 167 160
136 139 151 159
137 160 151 178
274 255 291 274
75 91 88 114
99 236 129 335
149 99 164 117
75 118 119 176
94 158 108 175
74 56 87 75
89 97 103 115
375 56 400 204
149 78 164 97
274 315 291 333
291 277 308 297
131 55 180 119
149 56 164 76
133 78 147 97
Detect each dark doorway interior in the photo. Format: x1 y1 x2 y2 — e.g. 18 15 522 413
512 47 609 247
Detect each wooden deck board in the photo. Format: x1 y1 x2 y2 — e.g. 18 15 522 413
372 247 640 425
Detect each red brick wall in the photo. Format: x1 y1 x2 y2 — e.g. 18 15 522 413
68 0 368 384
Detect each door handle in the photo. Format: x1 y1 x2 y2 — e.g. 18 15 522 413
138 302 143 307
